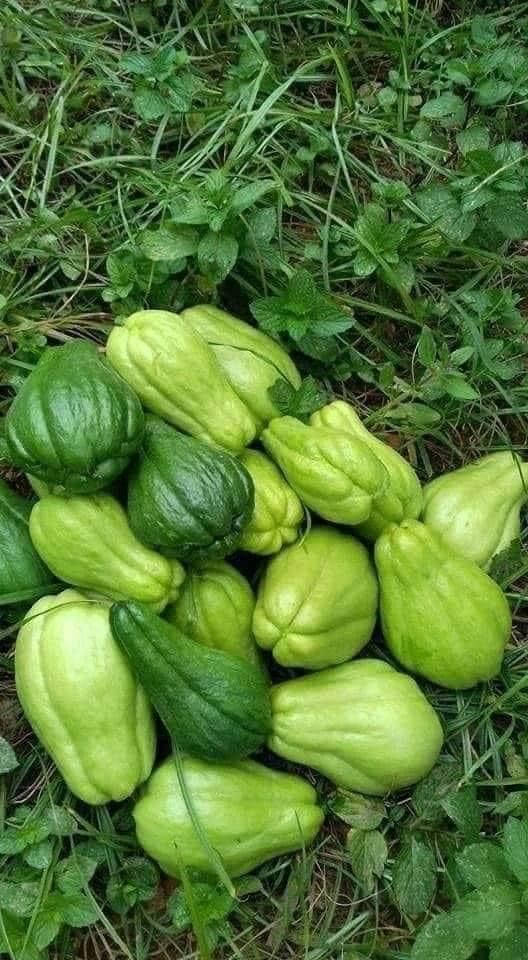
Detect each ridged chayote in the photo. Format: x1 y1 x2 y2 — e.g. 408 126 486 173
375 519 511 689
181 304 301 433
106 309 255 453
268 659 443 795
422 451 528 569
238 449 303 555
16 589 156 804
133 754 324 877
311 400 422 539
261 416 389 526
29 493 184 611
253 526 378 669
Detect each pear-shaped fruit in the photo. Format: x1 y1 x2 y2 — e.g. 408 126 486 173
375 520 511 689
422 451 528 569
238 449 303 555
311 400 422 539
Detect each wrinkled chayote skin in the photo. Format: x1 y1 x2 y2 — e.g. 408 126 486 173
261 416 389 526
269 659 443 795
422 452 528 569
165 560 265 673
253 526 378 669
181 305 301 433
106 310 255 453
133 754 324 877
238 449 303 555
16 590 156 804
375 520 511 689
29 493 184 611
311 400 422 539
6 341 144 493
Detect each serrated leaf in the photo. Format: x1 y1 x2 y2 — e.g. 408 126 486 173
417 326 436 365
456 842 515 889
452 882 521 941
456 125 490 155
440 785 482 838
441 374 480 401
486 198 528 241
121 52 153 76
140 225 199 261
490 926 528 960
24 839 54 870
166 72 197 113
392 836 437 916
475 79 514 107
245 206 276 244
197 231 238 282
346 828 388 891
0 880 40 917
411 912 476 960
450 346 474 366
420 93 467 127
416 186 476 244
106 857 158 914
489 540 525 585
0 914 42 960
133 85 168 121
0 735 18 773
387 403 441 428
503 818 528 884
268 376 328 421
330 791 385 829
353 249 378 276
56 853 99 893
413 760 463 823
232 179 275 214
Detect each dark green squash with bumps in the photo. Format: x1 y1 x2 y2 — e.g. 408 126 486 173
0 479 54 604
110 601 271 760
127 416 254 563
6 341 144 493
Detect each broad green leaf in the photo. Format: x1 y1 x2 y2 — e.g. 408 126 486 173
329 791 385 830
411 912 476 960
232 179 275 213
166 72 197 113
24 839 54 870
167 880 234 933
456 842 515 889
453 882 521 941
268 376 328 421
0 880 40 917
416 186 476 244
346 828 388 891
387 403 441 428
245 206 276 244
420 93 467 128
0 735 18 773
417 326 436 366
44 806 76 837
0 914 42 960
456 125 490 155
120 52 153 76
503 818 528 884
106 857 159 914
485 198 528 241
450 346 474 366
440 785 482 837
490 926 528 960
353 249 378 276
56 853 100 893
441 374 480 402
412 760 463 823
392 836 436 916
0 819 51 855
133 85 168 121
475 79 514 107
140 225 199 261
197 231 238 282
489 541 525 585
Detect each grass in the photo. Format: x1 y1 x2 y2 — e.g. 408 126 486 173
1 0 528 957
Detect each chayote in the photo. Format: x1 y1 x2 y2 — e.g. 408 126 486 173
375 519 511 689
238 449 303 555
0 478 54 605
106 309 255 453
165 560 265 673
253 526 378 669
133 754 324 877
29 493 184 611
269 659 443 795
127 417 254 563
261 416 389 526
422 452 528 569
6 341 144 493
311 400 422 539
15 590 156 804
180 304 301 432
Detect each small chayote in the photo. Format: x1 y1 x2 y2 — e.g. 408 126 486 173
375 519 511 689
29 493 184 612
261 416 389 526
253 526 378 669
133 754 324 877
106 309 255 453
268 659 443 795
238 449 304 555
422 451 528 569
311 400 422 539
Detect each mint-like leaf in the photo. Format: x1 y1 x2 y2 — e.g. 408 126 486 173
392 836 436 916
268 376 328 421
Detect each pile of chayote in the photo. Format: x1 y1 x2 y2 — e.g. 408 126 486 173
3 306 524 880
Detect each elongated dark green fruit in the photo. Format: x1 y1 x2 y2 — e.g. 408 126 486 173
0 479 55 604
110 601 271 760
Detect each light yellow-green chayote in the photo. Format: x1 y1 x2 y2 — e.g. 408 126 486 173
29 493 184 612
268 659 443 795
133 754 324 877
375 519 511 689
15 589 156 804
106 310 255 453
261 416 389 526
422 451 528 569
253 526 378 669
165 560 265 673
181 305 301 433
311 400 422 539
238 449 303 555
